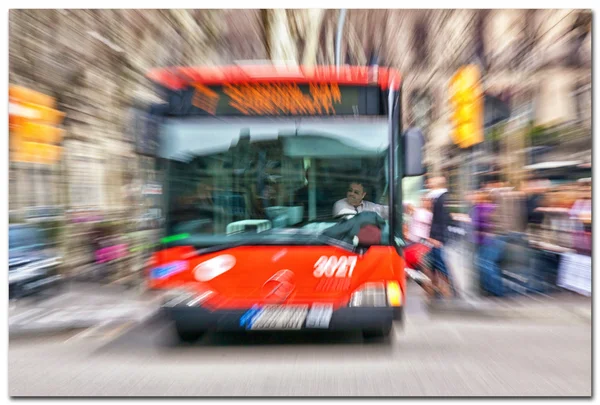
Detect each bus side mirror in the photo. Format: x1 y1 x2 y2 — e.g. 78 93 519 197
403 128 425 177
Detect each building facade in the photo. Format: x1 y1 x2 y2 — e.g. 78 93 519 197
9 10 592 270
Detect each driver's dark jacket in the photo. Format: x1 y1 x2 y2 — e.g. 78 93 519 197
322 212 386 245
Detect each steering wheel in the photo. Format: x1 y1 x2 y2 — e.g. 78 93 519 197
333 207 357 221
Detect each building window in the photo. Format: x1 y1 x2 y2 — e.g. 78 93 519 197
512 101 534 129
69 156 104 208
16 164 58 209
9 165 17 212
410 90 432 129
572 82 591 126
36 166 53 207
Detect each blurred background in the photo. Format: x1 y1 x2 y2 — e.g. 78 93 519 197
8 9 592 397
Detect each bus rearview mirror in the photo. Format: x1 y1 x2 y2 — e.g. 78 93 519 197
403 128 426 177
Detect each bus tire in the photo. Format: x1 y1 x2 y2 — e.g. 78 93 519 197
175 325 205 343
393 306 404 322
362 323 392 340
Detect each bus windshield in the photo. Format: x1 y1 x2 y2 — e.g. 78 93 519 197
160 116 390 247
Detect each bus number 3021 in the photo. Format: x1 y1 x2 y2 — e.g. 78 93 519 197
313 256 358 278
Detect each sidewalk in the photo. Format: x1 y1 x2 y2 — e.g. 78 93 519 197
9 281 165 337
426 293 591 322
421 240 591 322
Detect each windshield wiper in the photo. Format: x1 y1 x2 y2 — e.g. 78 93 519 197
176 234 357 256
194 240 259 256
312 235 357 254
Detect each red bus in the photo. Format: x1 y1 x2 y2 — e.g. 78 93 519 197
145 65 424 341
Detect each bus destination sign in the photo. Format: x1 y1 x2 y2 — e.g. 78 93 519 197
165 82 380 117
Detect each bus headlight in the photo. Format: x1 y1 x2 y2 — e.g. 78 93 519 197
386 281 402 307
348 282 387 307
162 288 196 307
162 286 215 308
185 290 215 307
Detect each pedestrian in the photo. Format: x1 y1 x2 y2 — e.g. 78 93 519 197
404 196 433 288
523 178 549 235
423 176 456 299
408 195 433 244
569 184 591 255
471 190 496 255
471 189 499 295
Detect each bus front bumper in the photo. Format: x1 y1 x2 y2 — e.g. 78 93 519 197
163 304 396 333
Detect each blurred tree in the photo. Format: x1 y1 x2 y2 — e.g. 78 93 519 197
412 14 430 69
263 10 299 63
510 9 540 72
567 11 592 68
527 125 560 147
473 10 489 72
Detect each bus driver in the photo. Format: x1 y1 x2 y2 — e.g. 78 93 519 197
333 181 389 220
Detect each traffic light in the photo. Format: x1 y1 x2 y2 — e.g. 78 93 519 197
449 65 484 149
9 85 64 164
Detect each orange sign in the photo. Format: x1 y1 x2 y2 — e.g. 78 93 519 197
12 141 62 165
20 122 64 144
9 85 56 108
449 65 483 148
9 85 64 164
221 83 342 116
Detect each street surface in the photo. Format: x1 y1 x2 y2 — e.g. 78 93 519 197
9 282 157 336
9 282 591 397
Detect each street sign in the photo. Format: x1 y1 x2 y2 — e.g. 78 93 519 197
142 183 163 195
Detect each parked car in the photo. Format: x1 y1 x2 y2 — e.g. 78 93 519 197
9 224 63 299
25 205 64 221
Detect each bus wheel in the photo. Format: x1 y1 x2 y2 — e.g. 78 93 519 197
393 306 404 322
175 325 205 343
362 323 392 340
